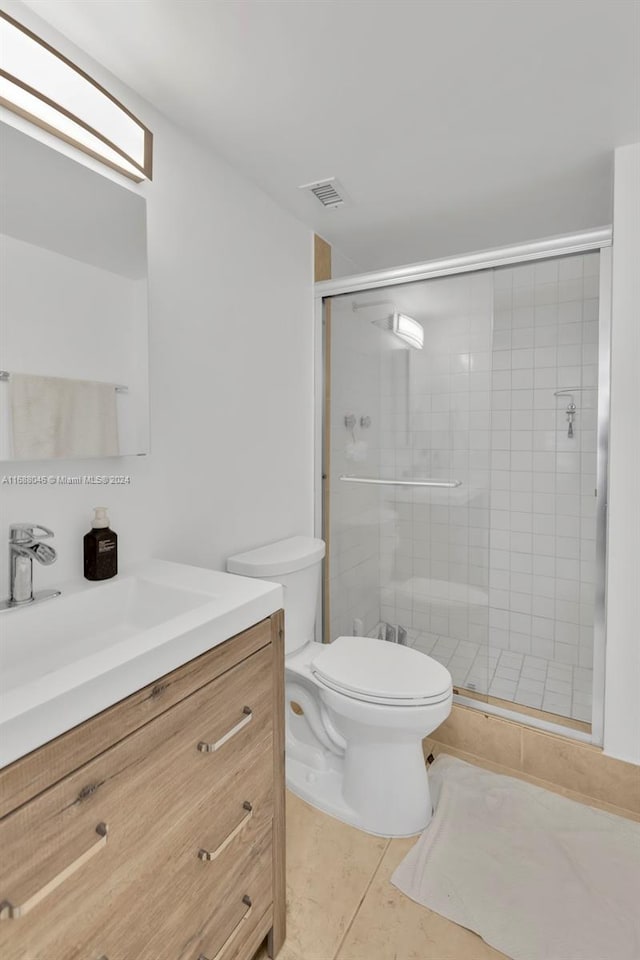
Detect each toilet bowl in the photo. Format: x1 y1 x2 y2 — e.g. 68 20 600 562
227 536 453 837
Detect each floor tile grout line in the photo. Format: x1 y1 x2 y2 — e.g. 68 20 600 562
332 838 392 960
410 629 592 721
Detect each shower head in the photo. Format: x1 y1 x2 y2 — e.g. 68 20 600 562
351 300 423 350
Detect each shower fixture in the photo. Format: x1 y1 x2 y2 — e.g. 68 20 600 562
554 386 586 439
344 413 357 445
565 400 577 438
377 621 408 646
352 299 424 349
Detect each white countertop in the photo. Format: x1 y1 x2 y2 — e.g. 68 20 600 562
0 559 283 768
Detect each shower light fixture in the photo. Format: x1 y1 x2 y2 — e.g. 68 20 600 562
0 12 153 181
393 312 424 350
352 299 424 350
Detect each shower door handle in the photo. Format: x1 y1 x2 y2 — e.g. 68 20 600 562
339 476 462 488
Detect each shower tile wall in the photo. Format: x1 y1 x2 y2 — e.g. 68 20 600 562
328 252 599 724
487 252 599 721
377 271 494 694
329 308 382 640
371 254 598 723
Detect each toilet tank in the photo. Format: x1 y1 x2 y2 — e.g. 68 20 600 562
227 536 325 655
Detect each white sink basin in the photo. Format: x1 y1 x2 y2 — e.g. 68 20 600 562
2 576 213 691
0 559 282 768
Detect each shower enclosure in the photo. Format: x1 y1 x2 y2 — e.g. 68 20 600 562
316 230 611 743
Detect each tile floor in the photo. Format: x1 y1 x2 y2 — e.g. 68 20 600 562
254 791 506 960
406 629 592 722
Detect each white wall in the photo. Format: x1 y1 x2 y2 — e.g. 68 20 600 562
330 246 361 279
0 1 314 591
604 142 640 764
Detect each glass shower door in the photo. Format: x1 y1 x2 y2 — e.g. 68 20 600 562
326 269 494 699
324 248 603 730
487 253 600 724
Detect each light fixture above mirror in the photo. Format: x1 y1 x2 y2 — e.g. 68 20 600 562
0 11 152 181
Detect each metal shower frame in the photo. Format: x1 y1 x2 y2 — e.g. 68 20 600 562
313 227 612 746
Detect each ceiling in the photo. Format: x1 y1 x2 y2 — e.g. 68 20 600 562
22 0 640 275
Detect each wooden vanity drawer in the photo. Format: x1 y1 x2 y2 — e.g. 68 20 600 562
78 780 274 959
0 643 273 960
140 822 273 960
0 618 273 818
182 832 273 960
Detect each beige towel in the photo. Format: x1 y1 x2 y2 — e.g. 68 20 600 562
10 373 119 460
391 755 640 960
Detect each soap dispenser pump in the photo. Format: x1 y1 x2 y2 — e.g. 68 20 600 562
84 507 118 581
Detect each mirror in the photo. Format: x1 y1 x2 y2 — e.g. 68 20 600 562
0 122 149 461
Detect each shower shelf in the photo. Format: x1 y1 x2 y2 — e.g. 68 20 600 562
339 476 462 488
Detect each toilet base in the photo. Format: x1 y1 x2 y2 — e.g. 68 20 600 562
286 752 432 839
285 647 451 838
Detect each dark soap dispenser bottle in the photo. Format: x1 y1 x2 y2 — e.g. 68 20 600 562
84 507 118 580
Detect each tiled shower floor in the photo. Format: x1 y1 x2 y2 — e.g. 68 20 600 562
405 630 592 723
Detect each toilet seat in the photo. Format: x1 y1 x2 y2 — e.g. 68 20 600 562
311 636 452 707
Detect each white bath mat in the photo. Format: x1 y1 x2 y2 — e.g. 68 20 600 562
391 755 640 960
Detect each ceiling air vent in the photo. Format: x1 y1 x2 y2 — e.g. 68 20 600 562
299 177 348 209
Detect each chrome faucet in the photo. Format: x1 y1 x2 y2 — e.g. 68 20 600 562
1 524 61 611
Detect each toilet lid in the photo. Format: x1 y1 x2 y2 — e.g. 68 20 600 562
311 636 452 705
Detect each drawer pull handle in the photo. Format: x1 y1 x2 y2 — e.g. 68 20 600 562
197 802 253 863
198 896 252 960
197 706 252 753
0 822 108 920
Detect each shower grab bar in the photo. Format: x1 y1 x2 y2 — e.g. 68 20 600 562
339 475 462 488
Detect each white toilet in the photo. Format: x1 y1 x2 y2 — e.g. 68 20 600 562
227 536 453 837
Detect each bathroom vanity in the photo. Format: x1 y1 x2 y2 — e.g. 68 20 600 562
0 563 285 960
